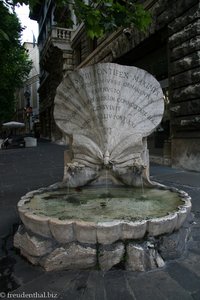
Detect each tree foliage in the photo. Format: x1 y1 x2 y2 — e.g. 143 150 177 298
73 0 151 39
0 1 32 123
8 0 151 39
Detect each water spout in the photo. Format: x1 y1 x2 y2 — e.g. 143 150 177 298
106 170 108 195
140 175 147 199
67 181 70 195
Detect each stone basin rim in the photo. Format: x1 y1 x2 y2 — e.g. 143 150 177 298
17 182 192 242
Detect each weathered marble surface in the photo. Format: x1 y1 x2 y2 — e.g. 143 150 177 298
16 184 192 246
14 222 190 272
54 63 164 186
14 225 53 257
98 242 125 271
42 243 97 271
126 242 165 272
14 184 191 272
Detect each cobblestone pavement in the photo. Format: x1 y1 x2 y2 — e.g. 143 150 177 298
0 141 200 300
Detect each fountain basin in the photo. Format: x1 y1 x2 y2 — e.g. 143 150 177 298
14 182 191 272
18 184 191 242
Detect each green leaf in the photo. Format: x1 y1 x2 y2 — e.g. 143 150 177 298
0 1 32 122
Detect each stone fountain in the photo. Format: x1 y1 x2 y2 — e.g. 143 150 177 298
14 63 191 272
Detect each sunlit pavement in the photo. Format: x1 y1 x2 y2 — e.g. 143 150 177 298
0 140 200 299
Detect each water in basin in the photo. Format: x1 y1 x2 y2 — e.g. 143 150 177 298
24 186 184 222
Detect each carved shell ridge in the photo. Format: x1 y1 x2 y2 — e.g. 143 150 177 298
54 63 164 167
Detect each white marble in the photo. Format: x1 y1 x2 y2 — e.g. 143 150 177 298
54 63 164 175
147 213 178 236
49 219 74 243
17 185 191 244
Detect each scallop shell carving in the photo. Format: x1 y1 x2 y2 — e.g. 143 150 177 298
54 63 164 169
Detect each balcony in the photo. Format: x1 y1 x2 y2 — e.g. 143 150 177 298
39 27 73 63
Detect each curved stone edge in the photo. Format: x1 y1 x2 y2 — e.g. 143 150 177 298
147 213 178 236
17 182 192 243
145 183 192 236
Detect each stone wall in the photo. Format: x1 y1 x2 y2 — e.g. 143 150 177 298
39 47 63 139
70 0 200 171
39 45 73 140
168 1 200 171
71 0 165 67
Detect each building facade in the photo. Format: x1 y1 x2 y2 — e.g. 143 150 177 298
31 0 200 171
15 42 40 133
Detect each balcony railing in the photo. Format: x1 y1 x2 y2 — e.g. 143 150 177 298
52 27 72 40
40 27 73 61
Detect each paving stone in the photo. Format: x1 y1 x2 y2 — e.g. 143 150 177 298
12 252 44 286
10 270 79 298
59 271 91 300
177 252 200 277
190 226 200 241
187 240 200 255
103 270 134 300
167 262 200 293
126 272 165 300
0 255 20 293
79 271 107 300
192 290 200 300
126 270 193 300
